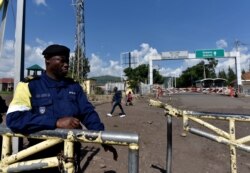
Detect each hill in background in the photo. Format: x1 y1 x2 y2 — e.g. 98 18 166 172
90 75 122 85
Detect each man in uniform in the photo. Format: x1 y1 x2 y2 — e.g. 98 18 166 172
6 44 117 172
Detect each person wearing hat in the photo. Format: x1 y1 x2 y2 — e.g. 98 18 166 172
6 44 117 172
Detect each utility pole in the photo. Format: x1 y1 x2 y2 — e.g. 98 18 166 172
234 39 245 93
72 0 86 82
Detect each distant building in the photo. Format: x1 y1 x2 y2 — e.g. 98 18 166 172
0 78 14 91
241 72 250 96
26 64 44 76
195 78 227 88
82 79 97 95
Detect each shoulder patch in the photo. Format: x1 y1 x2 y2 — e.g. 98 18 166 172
22 75 40 83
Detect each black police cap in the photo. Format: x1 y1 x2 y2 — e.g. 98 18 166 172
42 44 70 58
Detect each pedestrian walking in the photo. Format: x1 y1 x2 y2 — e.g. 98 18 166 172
107 87 126 117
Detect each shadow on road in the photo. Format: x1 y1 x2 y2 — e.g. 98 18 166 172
80 146 100 172
151 164 166 173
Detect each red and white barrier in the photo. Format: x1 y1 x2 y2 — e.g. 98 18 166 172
152 86 235 97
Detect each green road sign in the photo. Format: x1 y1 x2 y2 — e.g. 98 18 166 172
195 49 224 58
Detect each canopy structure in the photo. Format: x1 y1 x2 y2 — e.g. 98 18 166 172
26 64 44 76
195 78 227 88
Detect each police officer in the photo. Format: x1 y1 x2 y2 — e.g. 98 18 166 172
6 44 117 172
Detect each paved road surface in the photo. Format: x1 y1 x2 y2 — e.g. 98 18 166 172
161 93 250 114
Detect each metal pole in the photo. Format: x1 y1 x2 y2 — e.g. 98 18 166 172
235 52 242 94
229 119 237 173
13 0 26 153
64 140 74 173
166 114 172 173
149 58 153 85
128 144 139 173
203 64 206 79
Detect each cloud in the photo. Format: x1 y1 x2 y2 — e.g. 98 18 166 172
33 0 47 6
0 39 46 78
216 39 228 49
130 43 161 65
88 53 123 77
104 42 250 79
0 40 15 77
1 40 250 80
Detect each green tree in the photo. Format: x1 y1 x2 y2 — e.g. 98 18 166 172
124 64 164 92
206 58 218 78
69 46 90 82
176 60 218 87
227 66 236 84
218 69 227 79
153 69 164 84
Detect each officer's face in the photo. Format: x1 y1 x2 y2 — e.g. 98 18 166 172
46 55 69 79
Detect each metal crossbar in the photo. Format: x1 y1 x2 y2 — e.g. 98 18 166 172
0 126 139 173
149 99 250 173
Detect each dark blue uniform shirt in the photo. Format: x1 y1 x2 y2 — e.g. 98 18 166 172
6 73 104 134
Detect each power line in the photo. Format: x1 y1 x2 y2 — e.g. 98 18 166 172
234 39 248 51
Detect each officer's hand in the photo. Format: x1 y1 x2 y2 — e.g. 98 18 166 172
56 117 81 129
102 144 118 161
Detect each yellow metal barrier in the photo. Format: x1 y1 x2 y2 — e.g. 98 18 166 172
0 126 139 173
149 99 250 173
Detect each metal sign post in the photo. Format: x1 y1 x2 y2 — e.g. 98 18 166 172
149 50 241 92
195 49 225 58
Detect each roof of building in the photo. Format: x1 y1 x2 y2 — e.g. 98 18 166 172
0 78 14 83
242 72 250 80
26 64 44 71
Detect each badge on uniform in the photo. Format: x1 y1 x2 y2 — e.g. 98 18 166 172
39 107 46 114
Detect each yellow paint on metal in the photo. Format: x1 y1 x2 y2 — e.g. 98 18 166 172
188 116 230 139
2 157 59 172
236 135 250 144
0 122 139 172
1 139 62 165
229 119 237 173
149 99 250 173
64 140 74 173
76 131 102 143
129 143 139 150
1 135 11 159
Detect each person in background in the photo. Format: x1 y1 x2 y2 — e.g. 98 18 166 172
6 44 117 172
126 91 133 106
0 95 8 156
107 87 126 117
0 95 8 119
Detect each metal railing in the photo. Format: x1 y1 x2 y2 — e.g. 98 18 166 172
149 99 250 173
0 125 139 173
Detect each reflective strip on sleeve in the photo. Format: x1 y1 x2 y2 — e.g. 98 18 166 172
7 82 32 114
